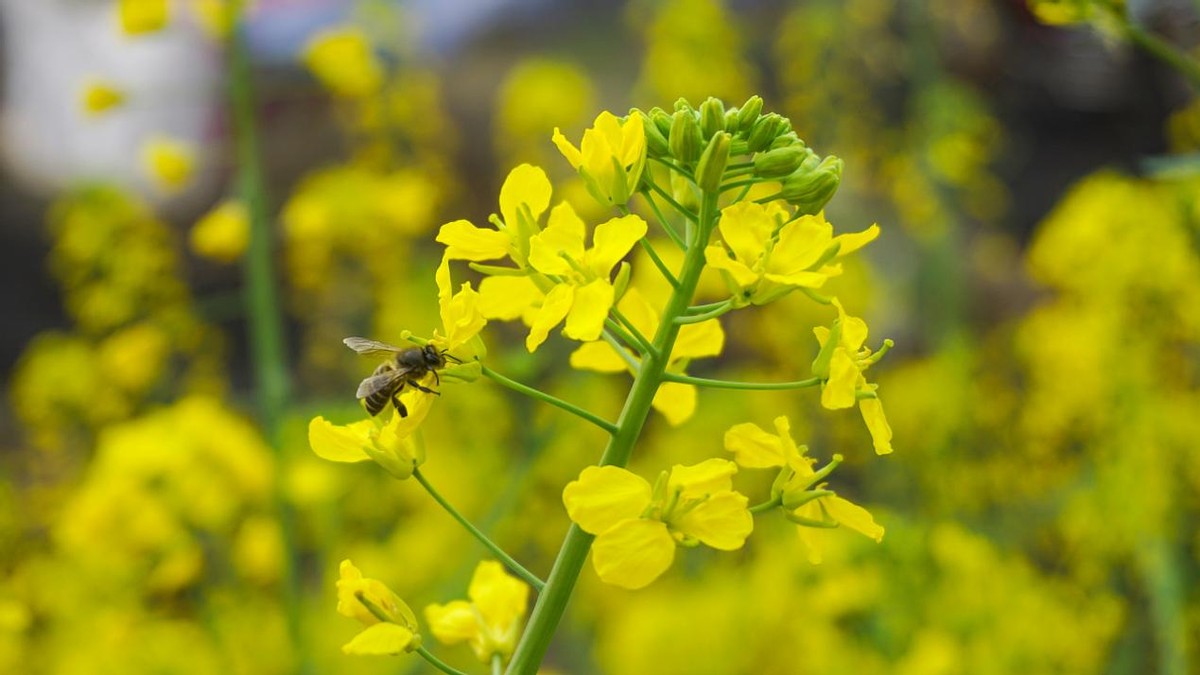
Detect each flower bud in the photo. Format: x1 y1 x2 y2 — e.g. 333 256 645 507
669 109 703 164
770 132 803 150
753 146 813 179
700 97 725 139
746 113 784 152
695 131 731 192
650 107 674 139
735 95 764 133
781 156 843 215
673 97 693 112
724 107 741 133
637 110 670 157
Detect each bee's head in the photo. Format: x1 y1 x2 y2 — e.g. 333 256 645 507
423 344 462 368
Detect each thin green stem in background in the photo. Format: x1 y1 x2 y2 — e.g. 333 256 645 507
480 366 617 435
662 372 822 391
638 236 681 288
610 307 656 356
673 300 733 324
413 468 546 592
1120 17 1200 87
644 178 699 225
749 497 782 515
416 646 470 675
600 330 644 373
641 190 688 249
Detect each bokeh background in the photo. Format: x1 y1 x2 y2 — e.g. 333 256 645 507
2 0 1199 673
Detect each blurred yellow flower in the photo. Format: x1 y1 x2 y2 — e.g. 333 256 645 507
308 392 433 479
189 0 239 40
190 199 249 263
438 163 552 266
552 111 646 207
336 560 421 655
302 27 384 98
812 299 894 455
141 137 195 191
495 59 595 162
97 322 169 393
563 459 752 589
118 0 169 36
424 560 530 663
80 81 126 116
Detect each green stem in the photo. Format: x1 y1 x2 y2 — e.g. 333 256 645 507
644 179 699 225
674 300 733 324
604 318 649 358
492 655 504 675
637 237 680 288
641 189 687 249
601 330 643 373
480 366 617 435
685 299 733 313
662 372 822 390
229 17 307 672
749 497 781 515
719 179 758 192
610 308 656 356
413 468 546 592
1122 18 1200 87
416 646 470 675
649 154 694 180
505 192 720 675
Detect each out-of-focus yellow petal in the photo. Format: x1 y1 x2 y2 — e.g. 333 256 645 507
302 27 383 98
724 421 785 468
563 279 613 342
668 458 737 497
525 283 574 352
81 82 126 116
142 137 195 191
824 495 885 542
528 203 586 275
674 491 752 550
569 341 629 373
478 275 542 322
308 417 371 463
551 128 583 168
437 219 510 261
118 0 169 35
499 163 553 227
833 223 880 257
588 215 647 276
591 519 675 590
859 397 894 455
424 600 478 645
467 561 529 639
562 466 652 535
674 318 724 360
190 200 249 263
762 270 828 288
821 348 859 410
342 622 416 656
705 245 759 288
651 381 696 426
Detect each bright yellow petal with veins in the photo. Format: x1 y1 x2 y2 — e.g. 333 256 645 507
673 317 724 360
668 458 737 497
821 348 859 410
467 561 529 637
588 215 647 277
563 279 613 342
825 495 885 542
528 202 586 275
833 223 880 257
705 245 760 288
425 600 478 645
767 215 831 276
342 622 416 655
437 219 510 261
591 519 675 590
499 163 553 227
724 422 785 468
841 315 869 352
619 112 646 166
717 201 777 265
651 381 696 426
569 341 629 373
674 491 753 550
860 397 894 455
478 276 543 321
308 417 371 463
562 466 652 535
762 270 829 288
551 128 583 168
525 283 574 352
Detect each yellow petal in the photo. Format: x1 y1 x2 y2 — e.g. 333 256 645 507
142 137 195 191
674 491 753 550
437 219 510 261
723 422 785 468
81 82 126 116
717 201 777 266
667 458 737 498
478 275 543 321
705 245 759 288
551 128 583 169
563 279 614 342
833 223 880 257
588 215 647 277
525 283 574 352
825 495 885 542
302 28 384 98
118 0 169 35
762 270 829 288
308 417 371 463
859 397 894 455
467 561 529 639
342 622 416 656
569 341 629 373
767 214 831 276
591 519 675 590
562 466 652 535
499 163 552 228
528 202 586 275
651 381 696 426
820 348 859 410
190 200 249 263
674 318 724 360
424 600 478 645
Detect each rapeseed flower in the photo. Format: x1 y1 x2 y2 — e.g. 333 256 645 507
141 137 195 192
812 299 894 455
336 560 421 655
424 561 530 663
437 163 552 266
118 0 169 36
308 391 433 479
80 81 126 116
190 200 249 263
302 27 383 98
552 111 646 207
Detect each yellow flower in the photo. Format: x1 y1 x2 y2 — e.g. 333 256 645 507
437 163 552 266
723 415 884 564
141 137 195 191
811 299 894 455
562 459 752 589
705 202 878 305
118 0 169 36
190 200 249 263
424 561 530 663
336 560 421 656
523 206 647 351
569 287 723 425
302 27 384 98
80 81 126 116
434 255 487 354
308 392 433 479
553 111 647 207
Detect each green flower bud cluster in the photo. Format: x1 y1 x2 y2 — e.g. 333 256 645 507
632 96 842 213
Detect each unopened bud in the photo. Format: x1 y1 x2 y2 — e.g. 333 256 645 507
746 113 784 152
724 107 741 133
781 156 843 214
695 131 731 192
673 97 693 113
735 95 764 133
669 109 703 164
637 110 670 157
753 146 813 179
650 107 673 139
700 97 725 139
770 133 803 150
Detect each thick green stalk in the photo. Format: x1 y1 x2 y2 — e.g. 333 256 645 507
229 19 307 672
505 193 719 674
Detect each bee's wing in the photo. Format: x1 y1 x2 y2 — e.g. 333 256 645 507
355 369 409 399
343 336 404 355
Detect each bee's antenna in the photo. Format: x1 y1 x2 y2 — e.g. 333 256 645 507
442 350 463 364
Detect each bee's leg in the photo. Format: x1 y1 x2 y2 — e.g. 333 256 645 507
409 380 440 396
392 395 409 418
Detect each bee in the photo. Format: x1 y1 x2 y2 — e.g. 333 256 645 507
343 337 461 417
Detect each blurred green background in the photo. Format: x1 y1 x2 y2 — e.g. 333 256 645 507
1 0 1198 673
